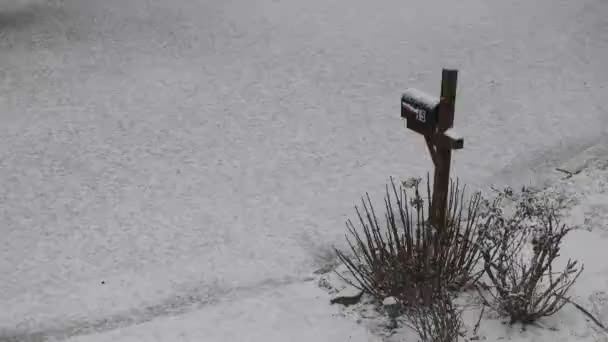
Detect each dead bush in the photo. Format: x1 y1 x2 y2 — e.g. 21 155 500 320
404 286 464 342
476 187 584 324
334 175 483 306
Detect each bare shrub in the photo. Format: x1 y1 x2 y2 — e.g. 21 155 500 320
404 284 464 342
477 187 584 324
334 176 483 306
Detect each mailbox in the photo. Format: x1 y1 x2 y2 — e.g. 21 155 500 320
401 88 440 135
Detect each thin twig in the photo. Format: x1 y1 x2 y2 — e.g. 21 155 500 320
473 303 486 336
555 168 578 176
554 293 608 333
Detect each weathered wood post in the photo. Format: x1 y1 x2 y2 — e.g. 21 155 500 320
401 69 463 233
431 69 459 229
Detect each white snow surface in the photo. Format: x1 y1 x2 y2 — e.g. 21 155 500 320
402 88 440 109
62 159 608 342
0 0 607 340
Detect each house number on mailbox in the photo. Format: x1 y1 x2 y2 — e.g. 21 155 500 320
415 109 426 123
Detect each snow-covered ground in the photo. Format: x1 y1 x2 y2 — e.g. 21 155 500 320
0 0 606 340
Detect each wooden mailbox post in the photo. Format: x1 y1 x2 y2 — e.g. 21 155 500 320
401 69 463 231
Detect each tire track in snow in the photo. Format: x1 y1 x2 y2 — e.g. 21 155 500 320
0 276 307 342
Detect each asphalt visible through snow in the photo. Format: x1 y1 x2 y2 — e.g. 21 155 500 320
1 0 607 339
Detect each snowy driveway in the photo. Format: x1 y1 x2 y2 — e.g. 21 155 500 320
1 0 607 339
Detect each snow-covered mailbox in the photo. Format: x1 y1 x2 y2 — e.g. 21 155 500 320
401 88 463 149
401 88 440 136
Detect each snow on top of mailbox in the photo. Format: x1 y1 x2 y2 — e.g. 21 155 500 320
402 88 440 109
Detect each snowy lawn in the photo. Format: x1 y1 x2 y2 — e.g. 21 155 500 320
1 0 607 340
38 154 608 342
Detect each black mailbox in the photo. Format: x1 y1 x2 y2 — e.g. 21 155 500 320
401 88 440 135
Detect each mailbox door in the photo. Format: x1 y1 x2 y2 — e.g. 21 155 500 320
401 100 437 135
